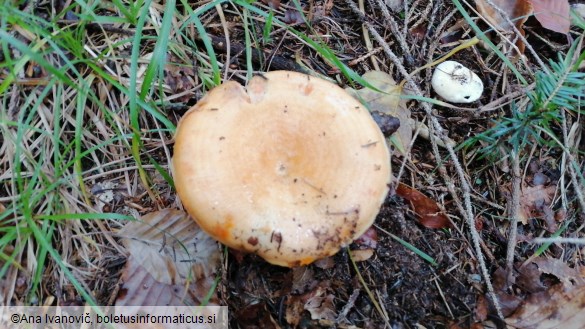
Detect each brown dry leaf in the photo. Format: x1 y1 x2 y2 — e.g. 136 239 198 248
286 284 336 325
291 267 318 294
164 54 198 104
518 185 557 231
304 286 337 321
116 209 221 306
261 0 280 10
475 0 533 54
528 0 570 34
474 295 489 322
285 294 305 327
349 249 374 262
283 8 305 25
516 262 547 293
346 71 412 156
396 183 452 229
505 283 585 328
475 0 533 30
531 257 585 286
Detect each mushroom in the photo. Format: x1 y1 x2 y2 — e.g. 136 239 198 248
172 71 391 267
431 60 483 103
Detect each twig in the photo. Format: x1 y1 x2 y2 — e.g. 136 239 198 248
344 0 504 319
373 0 414 65
561 110 585 217
533 237 585 244
505 150 521 286
475 83 535 115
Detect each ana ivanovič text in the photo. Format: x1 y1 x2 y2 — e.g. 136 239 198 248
12 312 218 325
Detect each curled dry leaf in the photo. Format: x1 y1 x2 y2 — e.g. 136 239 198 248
349 249 374 262
505 283 585 328
283 8 305 25
528 0 570 34
531 257 585 286
345 71 412 155
396 183 452 229
261 0 280 10
285 284 337 326
350 226 378 261
518 184 557 232
116 209 221 306
164 56 198 104
475 0 533 54
304 286 337 321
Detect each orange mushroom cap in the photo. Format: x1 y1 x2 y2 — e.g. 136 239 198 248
173 71 390 267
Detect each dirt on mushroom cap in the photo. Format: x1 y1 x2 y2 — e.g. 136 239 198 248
172 71 391 267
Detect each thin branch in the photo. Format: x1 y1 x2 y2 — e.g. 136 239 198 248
505 150 521 286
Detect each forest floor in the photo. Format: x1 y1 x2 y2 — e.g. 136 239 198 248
1 0 584 328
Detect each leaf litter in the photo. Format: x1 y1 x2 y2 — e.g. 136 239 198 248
345 70 412 156
3 0 585 327
115 209 221 306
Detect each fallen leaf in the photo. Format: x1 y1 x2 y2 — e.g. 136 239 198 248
475 0 533 54
304 286 337 321
531 257 585 286
516 262 547 293
396 183 452 229
261 0 280 10
518 184 557 231
346 71 412 156
116 209 221 306
498 292 525 317
486 267 523 317
313 256 335 269
474 295 489 322
349 248 374 262
291 267 318 294
164 55 198 104
283 8 305 25
475 0 533 31
528 0 570 34
285 295 306 327
505 283 585 328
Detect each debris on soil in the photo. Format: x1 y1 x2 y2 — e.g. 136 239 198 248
482 257 585 324
346 70 411 155
518 184 557 232
115 209 220 306
529 0 571 34
505 282 585 328
224 197 476 327
395 183 452 229
475 0 533 54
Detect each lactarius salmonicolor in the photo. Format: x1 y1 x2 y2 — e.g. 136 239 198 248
172 71 391 267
